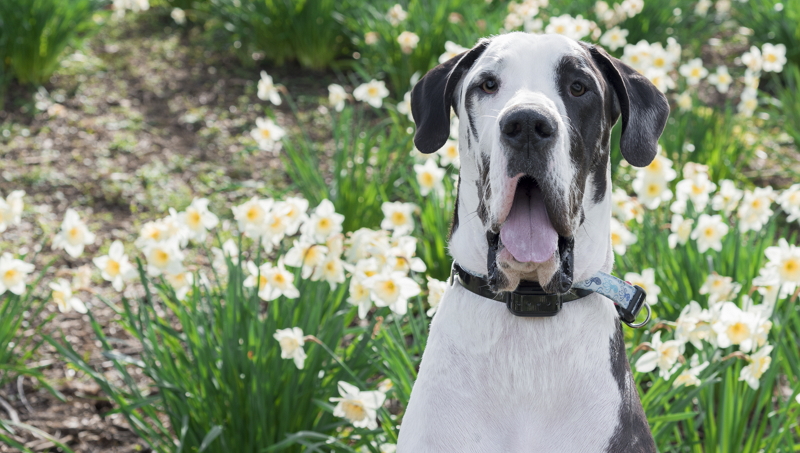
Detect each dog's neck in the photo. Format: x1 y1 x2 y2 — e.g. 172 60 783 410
449 152 614 286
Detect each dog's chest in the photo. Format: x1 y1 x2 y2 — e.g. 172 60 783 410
398 284 626 452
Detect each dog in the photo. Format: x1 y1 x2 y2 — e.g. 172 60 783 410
397 33 669 452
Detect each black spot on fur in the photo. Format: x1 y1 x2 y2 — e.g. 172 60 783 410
475 153 491 225
450 174 461 238
605 324 656 452
486 231 507 292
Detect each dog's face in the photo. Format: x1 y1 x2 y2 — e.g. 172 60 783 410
412 33 668 293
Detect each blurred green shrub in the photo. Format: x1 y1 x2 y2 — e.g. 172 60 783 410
206 0 350 69
0 0 105 105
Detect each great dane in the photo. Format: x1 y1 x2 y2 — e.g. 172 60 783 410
398 33 669 452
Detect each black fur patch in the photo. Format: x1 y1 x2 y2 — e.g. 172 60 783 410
450 174 461 238
605 325 657 452
486 231 507 291
475 153 491 225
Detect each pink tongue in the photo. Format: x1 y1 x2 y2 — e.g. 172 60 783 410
499 186 558 263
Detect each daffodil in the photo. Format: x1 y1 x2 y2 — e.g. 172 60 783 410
365 270 421 315
690 214 728 253
273 327 307 369
49 279 87 314
257 70 282 105
0 190 24 233
353 80 389 108
330 381 386 429
52 209 95 258
635 331 684 378
0 253 35 296
93 240 136 291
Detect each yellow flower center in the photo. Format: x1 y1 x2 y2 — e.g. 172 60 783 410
704 227 715 238
154 250 169 266
341 401 367 422
690 68 701 77
4 269 17 281
367 87 378 97
391 211 407 226
318 218 331 230
106 260 121 276
246 206 261 221
273 273 286 285
259 275 268 290
646 183 660 196
420 172 434 187
653 57 666 68
188 210 202 228
260 129 272 139
68 227 81 241
783 258 798 274
611 232 621 245
765 54 777 63
728 322 750 344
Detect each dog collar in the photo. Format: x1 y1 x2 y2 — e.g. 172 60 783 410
450 263 651 328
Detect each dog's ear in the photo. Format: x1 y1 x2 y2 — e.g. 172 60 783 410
411 40 490 154
587 44 670 167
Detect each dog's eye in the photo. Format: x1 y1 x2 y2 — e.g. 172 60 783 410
481 79 498 94
569 82 586 97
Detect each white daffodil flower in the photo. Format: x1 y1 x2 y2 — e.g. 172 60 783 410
707 65 733 93
439 41 468 64
49 279 87 314
635 331 684 379
414 159 445 197
0 190 24 232
328 84 347 112
257 70 282 105
0 253 35 296
330 381 386 429
353 80 389 108
273 327 307 369
179 198 218 242
668 215 694 249
610 218 637 256
397 31 419 54
365 270 421 315
673 300 712 349
232 196 274 240
691 214 728 253
624 268 660 305
426 276 448 317
776 184 800 223
52 209 96 258
679 58 708 85
396 91 413 122
144 239 184 277
764 238 800 286
699 273 741 305
347 275 373 319
164 270 193 300
672 357 709 388
712 301 756 350
761 43 786 73
300 199 344 244
388 236 427 274
711 179 744 214
437 139 460 168
599 27 628 51
285 238 328 279
737 187 774 233
250 117 286 152
386 4 407 26
380 202 417 236
740 344 773 390
93 240 137 291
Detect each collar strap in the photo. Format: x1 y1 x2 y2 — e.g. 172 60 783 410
450 263 593 317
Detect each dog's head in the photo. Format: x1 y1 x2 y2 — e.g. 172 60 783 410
411 33 669 293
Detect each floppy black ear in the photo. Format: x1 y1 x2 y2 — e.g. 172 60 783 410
587 45 670 167
411 40 490 154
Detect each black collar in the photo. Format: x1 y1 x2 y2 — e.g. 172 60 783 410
450 263 594 317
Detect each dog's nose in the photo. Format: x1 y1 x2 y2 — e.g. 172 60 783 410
500 108 556 151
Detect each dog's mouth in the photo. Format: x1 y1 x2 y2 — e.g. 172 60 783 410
489 175 574 294
498 176 558 264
